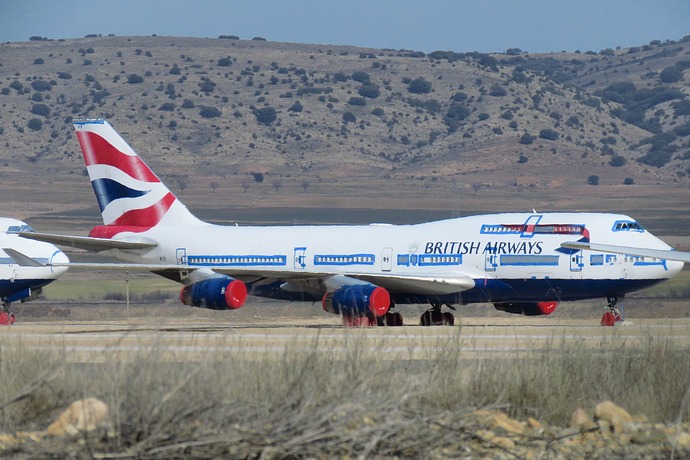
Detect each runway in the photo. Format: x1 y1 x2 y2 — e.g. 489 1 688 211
2 317 689 362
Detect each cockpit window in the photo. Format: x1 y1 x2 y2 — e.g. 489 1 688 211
6 225 34 233
612 220 645 232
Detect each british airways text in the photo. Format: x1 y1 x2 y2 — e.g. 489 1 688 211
424 241 544 255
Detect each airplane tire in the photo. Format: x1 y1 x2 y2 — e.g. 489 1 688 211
9 313 15 325
385 312 403 327
343 315 376 327
601 312 613 326
420 311 432 326
442 312 455 326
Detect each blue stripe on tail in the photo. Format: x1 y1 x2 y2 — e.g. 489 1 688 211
91 178 150 212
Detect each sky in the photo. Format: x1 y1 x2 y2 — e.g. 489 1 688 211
1 0 689 54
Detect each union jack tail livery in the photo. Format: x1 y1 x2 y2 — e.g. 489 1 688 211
74 119 204 238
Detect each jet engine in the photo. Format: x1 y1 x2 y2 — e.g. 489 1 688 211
493 301 558 316
180 276 247 310
322 284 391 317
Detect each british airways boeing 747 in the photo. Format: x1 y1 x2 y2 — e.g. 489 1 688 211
19 119 687 326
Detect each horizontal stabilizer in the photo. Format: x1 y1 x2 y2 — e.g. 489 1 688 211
3 248 44 267
561 241 690 263
16 232 157 252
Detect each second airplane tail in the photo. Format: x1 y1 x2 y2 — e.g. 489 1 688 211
74 119 205 238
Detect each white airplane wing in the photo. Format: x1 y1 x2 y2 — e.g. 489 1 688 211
15 232 157 252
561 241 690 263
207 267 478 294
5 246 479 295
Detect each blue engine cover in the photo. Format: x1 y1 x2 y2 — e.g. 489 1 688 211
322 284 390 317
180 277 247 310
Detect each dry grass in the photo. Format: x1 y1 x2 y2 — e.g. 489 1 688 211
0 331 688 457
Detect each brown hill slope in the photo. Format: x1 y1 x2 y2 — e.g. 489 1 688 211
1 36 690 236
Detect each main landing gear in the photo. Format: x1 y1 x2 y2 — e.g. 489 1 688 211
0 303 16 326
601 296 623 327
419 303 456 326
342 311 404 327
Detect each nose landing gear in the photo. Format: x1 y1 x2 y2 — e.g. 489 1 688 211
0 303 16 325
601 296 623 326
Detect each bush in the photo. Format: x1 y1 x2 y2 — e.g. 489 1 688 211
27 118 43 131
660 66 682 83
342 111 356 123
31 103 50 117
199 106 221 118
539 128 559 140
443 103 470 132
57 72 72 80
351 71 370 83
332 72 348 82
127 74 144 84
371 107 384 116
181 99 195 109
358 84 380 99
517 154 528 163
519 133 534 145
609 155 626 167
407 77 432 94
217 57 233 67
287 101 303 112
159 102 175 111
624 177 635 185
587 175 600 186
489 84 507 97
348 97 366 106
253 106 277 125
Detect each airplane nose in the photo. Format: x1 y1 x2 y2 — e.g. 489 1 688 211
49 250 70 276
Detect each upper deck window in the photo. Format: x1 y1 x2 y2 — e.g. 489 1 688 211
612 220 645 232
481 224 586 235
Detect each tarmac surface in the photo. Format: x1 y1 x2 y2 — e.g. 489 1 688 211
2 316 689 363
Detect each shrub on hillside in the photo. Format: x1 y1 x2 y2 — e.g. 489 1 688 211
31 103 50 117
127 74 144 84
348 97 366 106
199 106 221 118
407 77 432 94
489 84 507 97
539 128 559 140
519 133 534 145
358 84 380 99
253 106 277 125
27 118 43 131
218 57 233 67
351 71 370 83
660 66 682 83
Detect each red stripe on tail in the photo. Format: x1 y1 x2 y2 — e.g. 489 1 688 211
88 192 176 238
77 131 160 183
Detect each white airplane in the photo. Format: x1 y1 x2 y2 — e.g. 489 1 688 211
0 218 69 324
17 119 687 326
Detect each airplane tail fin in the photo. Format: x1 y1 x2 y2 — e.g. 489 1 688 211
73 119 205 238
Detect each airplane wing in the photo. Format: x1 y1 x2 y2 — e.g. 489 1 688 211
3 247 479 294
560 241 690 263
15 232 157 252
210 268 478 294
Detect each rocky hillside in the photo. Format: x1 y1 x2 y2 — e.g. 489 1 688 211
0 35 689 189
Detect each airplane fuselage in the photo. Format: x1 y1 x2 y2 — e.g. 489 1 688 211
106 212 683 306
0 218 69 305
